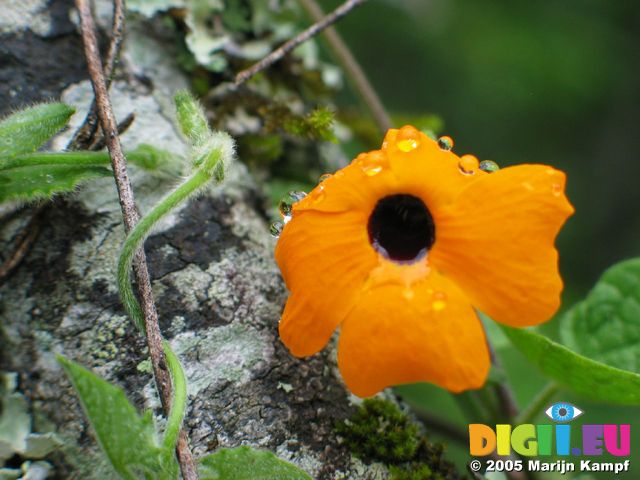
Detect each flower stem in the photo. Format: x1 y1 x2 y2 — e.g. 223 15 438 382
515 381 560 425
117 169 211 331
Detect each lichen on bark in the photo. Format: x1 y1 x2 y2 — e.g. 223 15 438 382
0 2 394 478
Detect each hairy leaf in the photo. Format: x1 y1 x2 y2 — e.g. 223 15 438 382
502 326 640 405
57 356 171 480
560 258 640 371
0 103 75 159
199 446 312 480
0 146 179 204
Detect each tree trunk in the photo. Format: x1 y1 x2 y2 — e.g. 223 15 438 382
0 1 391 479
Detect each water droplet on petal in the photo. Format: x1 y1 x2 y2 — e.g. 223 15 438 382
319 173 332 183
278 199 292 217
437 135 454 151
479 160 500 173
270 221 283 238
335 170 345 178
458 154 479 175
288 190 307 202
360 150 388 176
403 288 415 301
308 186 326 205
432 291 447 311
363 165 382 176
382 130 398 150
279 191 307 218
352 153 367 165
552 183 562 196
396 125 421 152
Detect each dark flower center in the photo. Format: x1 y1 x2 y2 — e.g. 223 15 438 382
367 194 435 263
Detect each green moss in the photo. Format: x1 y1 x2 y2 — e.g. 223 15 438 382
389 463 435 480
336 398 419 464
336 399 465 480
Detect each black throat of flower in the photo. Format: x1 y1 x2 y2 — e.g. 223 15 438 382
367 194 435 263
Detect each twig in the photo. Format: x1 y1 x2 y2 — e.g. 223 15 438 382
299 0 392 133
68 0 126 150
90 112 136 151
235 0 367 85
0 205 45 285
74 1 198 478
488 341 519 421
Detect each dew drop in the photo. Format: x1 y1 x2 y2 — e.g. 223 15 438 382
335 170 345 178
352 153 366 165
308 186 326 205
270 221 283 238
458 154 479 175
363 165 382 176
479 160 500 173
396 125 421 152
279 191 306 218
432 291 447 311
288 190 307 202
360 150 388 176
319 173 332 183
552 183 562 196
437 136 454 151
278 199 292 217
45 174 54 183
382 130 398 150
403 288 415 301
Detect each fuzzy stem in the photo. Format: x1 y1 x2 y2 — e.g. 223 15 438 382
117 169 211 331
163 342 187 453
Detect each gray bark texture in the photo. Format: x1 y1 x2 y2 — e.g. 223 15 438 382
0 1 391 479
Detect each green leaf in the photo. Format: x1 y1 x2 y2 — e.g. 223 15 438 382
560 258 640 371
0 163 112 204
0 147 179 204
198 446 312 480
0 103 75 159
57 356 171 480
502 325 640 405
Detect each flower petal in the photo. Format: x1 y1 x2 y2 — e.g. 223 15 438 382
276 210 377 356
293 128 479 216
430 164 574 327
337 271 490 397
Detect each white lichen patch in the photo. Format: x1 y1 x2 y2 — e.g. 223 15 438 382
337 458 390 480
0 0 53 36
274 441 325 478
68 217 123 294
169 322 274 398
164 263 213 312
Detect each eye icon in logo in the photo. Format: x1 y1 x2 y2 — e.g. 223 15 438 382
545 402 583 422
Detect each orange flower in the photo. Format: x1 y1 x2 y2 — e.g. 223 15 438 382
275 126 574 397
